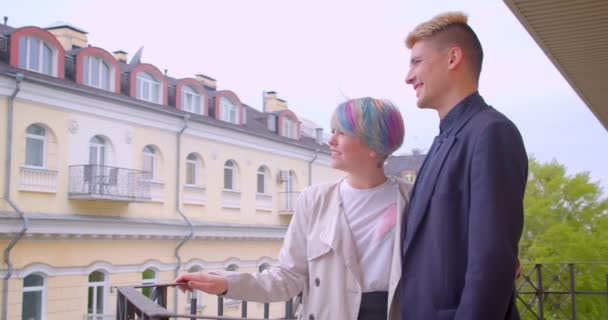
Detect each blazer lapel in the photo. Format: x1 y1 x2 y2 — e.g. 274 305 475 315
402 101 485 256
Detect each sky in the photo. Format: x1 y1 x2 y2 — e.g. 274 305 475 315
4 0 608 190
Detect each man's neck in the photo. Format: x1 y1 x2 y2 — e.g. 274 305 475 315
436 84 478 119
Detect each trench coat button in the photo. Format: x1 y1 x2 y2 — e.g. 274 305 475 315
314 277 320 287
309 314 315 320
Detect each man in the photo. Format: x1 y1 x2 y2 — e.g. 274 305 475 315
399 12 528 319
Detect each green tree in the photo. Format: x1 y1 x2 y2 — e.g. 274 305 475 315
518 157 608 319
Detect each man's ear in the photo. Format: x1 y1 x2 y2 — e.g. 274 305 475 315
447 47 463 70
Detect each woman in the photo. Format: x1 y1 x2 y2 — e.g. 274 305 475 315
176 97 410 320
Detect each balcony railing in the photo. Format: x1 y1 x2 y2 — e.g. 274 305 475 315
278 192 299 214
68 165 151 202
115 283 298 320
18 166 58 193
516 262 608 319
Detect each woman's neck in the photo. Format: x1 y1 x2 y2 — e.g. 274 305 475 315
346 170 388 189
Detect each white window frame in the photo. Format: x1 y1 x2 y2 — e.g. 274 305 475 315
219 97 239 124
136 72 161 103
22 273 47 320
18 36 55 76
87 271 107 318
186 153 198 186
223 160 235 191
83 56 112 91
25 124 47 168
142 146 156 181
141 269 158 299
257 167 266 195
282 117 297 139
182 86 202 114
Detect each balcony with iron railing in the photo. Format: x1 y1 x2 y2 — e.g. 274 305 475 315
116 283 298 320
278 192 299 215
68 165 151 202
114 262 608 320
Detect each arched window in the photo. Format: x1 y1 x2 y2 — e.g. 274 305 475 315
219 97 238 124
142 269 157 299
182 86 202 114
25 124 47 168
257 166 267 194
19 36 53 75
226 264 238 272
142 145 156 180
89 136 106 167
223 160 235 191
83 56 111 90
186 153 198 185
87 271 106 317
22 273 46 320
136 72 161 103
258 263 270 273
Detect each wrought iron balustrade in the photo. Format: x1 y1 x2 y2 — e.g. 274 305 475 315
278 192 299 214
115 283 298 320
516 262 608 319
69 165 151 202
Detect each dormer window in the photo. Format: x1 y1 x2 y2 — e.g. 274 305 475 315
18 36 53 75
282 117 297 139
83 56 110 90
182 86 202 114
219 97 239 124
136 72 161 103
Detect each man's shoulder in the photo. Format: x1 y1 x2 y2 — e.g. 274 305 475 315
467 105 521 134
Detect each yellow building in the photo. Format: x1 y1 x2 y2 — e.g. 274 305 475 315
0 22 344 320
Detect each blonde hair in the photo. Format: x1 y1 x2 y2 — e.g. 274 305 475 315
405 11 468 49
405 11 484 81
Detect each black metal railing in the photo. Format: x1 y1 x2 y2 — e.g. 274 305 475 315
115 283 298 320
69 164 151 202
517 262 608 319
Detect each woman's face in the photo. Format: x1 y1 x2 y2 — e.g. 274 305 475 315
328 129 376 172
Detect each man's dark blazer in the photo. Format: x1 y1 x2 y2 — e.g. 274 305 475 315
400 93 528 320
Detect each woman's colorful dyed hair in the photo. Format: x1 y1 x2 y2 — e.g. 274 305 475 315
331 97 405 157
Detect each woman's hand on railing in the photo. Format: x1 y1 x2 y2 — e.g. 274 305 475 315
175 271 228 295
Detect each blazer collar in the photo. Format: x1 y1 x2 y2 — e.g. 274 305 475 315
403 98 486 256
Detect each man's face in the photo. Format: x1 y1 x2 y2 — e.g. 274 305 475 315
405 39 448 109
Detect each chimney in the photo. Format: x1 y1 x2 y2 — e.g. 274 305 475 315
46 23 88 50
315 128 324 145
263 91 288 113
195 73 217 90
113 50 128 63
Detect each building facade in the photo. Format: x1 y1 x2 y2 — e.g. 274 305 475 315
0 22 344 320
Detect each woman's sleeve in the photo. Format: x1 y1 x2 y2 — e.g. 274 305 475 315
221 190 312 302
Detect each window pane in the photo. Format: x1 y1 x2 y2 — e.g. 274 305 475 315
87 286 94 312
88 271 104 282
186 153 196 160
83 56 90 85
194 95 201 114
25 138 44 167
224 168 233 190
96 285 104 313
19 37 27 68
29 37 40 71
24 274 44 287
153 83 160 103
22 291 42 320
186 162 196 185
27 124 45 136
101 61 110 90
143 269 155 280
91 57 99 87
89 145 97 165
42 43 52 75
257 172 265 194
143 81 150 100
